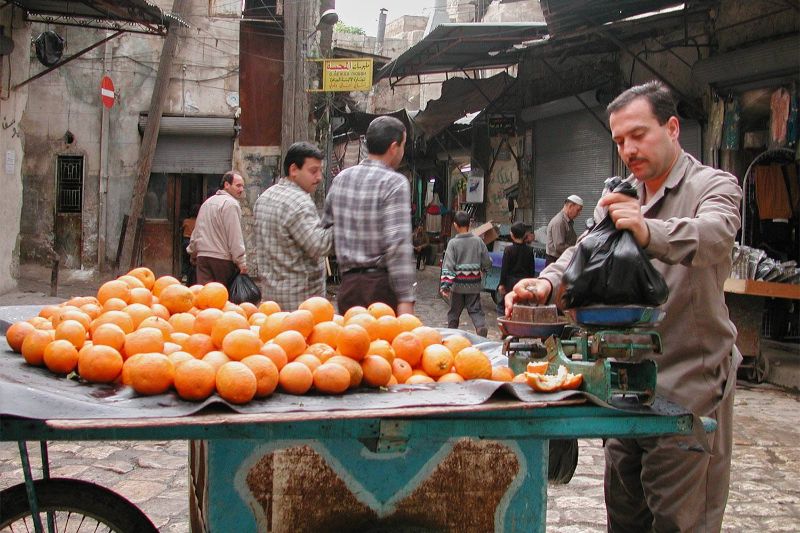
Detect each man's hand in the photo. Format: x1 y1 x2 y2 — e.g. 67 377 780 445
239 265 248 275
397 301 414 316
599 192 650 248
504 278 551 317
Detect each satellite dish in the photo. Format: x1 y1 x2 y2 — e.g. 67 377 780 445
34 31 64 67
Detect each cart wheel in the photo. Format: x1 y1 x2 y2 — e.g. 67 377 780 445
748 352 769 384
0 478 158 532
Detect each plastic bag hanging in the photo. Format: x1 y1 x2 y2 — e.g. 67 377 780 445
558 177 669 309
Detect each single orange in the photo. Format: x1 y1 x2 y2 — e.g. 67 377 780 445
396 313 423 332
454 347 492 380
127 267 156 290
117 274 145 289
38 305 60 320
54 319 87 349
202 350 230 372
78 344 123 383
128 287 153 306
97 280 131 305
241 355 280 398
21 329 54 366
411 326 443 349
182 333 216 359
281 309 315 338
259 311 289 342
194 308 224 335
305 343 337 363
405 374 435 384
421 344 454 378
223 302 247 318
248 312 267 327
258 301 281 316
137 316 174 340
58 310 92 330
298 296 335 324
361 355 392 387
168 350 195 368
337 324 371 361
307 321 343 347
442 335 472 357
342 306 368 322
391 358 413 384
345 313 379 341
150 303 170 321
278 361 313 395
491 366 515 382
216 361 257 404
391 332 423 367
91 311 134 335
123 327 165 359
313 363 351 394
270 330 307 361
152 275 180 298
79 303 103 319
210 312 250 348
368 302 395 319
159 284 195 314
195 282 228 310
294 353 322 372
43 339 79 374
332 314 345 326
169 313 196 335
126 352 174 395
163 341 182 355
239 302 258 318
123 303 154 329
91 323 126 351
438 372 465 383
221 328 263 361
6 321 35 353
173 359 216 401
327 355 363 389
102 297 129 312
374 315 402 343
367 339 395 363
259 343 288 370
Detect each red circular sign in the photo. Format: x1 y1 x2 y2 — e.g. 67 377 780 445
101 75 115 108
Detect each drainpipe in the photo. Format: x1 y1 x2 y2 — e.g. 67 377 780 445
375 8 387 56
98 32 113 272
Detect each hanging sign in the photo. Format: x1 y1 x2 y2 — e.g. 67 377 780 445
101 76 115 108
310 58 373 92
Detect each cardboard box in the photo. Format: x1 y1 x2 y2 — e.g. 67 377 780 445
471 221 499 246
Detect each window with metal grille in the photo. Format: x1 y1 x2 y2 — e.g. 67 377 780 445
57 155 83 213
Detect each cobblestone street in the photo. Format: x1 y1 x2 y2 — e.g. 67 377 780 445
1 263 799 531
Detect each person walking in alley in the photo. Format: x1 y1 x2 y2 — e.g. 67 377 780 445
413 224 431 270
187 171 247 288
254 142 333 311
545 194 583 265
439 211 492 337
322 116 415 315
496 222 536 316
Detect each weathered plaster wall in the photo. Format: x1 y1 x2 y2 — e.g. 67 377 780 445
0 7 29 293
19 0 240 270
485 135 519 224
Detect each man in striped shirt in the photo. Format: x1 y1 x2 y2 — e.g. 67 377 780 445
254 142 333 311
322 116 415 315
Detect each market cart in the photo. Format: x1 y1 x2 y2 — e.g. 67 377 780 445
0 337 709 533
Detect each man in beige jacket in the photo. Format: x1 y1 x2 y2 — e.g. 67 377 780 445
187 171 247 287
506 81 742 532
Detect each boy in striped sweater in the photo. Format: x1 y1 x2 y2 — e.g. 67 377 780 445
440 211 493 337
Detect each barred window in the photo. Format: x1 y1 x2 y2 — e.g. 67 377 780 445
57 155 83 214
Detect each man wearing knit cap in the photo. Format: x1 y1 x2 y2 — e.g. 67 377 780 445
545 194 583 265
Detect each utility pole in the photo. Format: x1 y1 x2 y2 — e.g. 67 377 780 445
118 0 188 271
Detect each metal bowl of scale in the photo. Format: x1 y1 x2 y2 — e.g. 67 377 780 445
496 317 570 338
565 306 665 327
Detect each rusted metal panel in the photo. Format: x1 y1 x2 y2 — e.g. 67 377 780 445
239 22 284 147
243 440 521 532
141 220 174 277
725 292 764 358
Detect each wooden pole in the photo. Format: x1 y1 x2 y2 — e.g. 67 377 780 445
280 0 317 157
118 0 188 272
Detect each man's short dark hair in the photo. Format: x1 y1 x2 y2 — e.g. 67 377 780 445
366 116 406 155
453 210 471 228
219 170 241 189
606 80 678 125
510 222 528 240
283 141 324 176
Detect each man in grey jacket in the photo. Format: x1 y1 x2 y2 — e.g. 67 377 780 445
187 171 247 287
506 81 742 532
440 211 492 337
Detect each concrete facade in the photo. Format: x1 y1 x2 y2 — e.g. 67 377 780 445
16 0 241 273
0 7 29 294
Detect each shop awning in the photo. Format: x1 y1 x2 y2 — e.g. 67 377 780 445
539 0 687 37
375 23 548 85
9 0 175 34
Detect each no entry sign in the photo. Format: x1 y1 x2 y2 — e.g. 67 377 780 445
101 75 115 108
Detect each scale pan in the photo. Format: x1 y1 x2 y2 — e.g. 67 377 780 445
497 318 569 338
566 306 664 327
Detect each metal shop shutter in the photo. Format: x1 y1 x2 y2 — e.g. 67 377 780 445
679 119 701 161
138 116 235 174
533 108 613 232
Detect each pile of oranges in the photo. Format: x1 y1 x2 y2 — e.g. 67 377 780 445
4 267 520 405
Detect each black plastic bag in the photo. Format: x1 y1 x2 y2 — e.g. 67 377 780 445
229 273 261 305
558 178 669 309
34 31 64 67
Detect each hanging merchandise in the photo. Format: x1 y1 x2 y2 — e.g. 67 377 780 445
786 83 799 148
721 96 740 151
34 31 64 67
707 96 725 153
770 87 791 148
